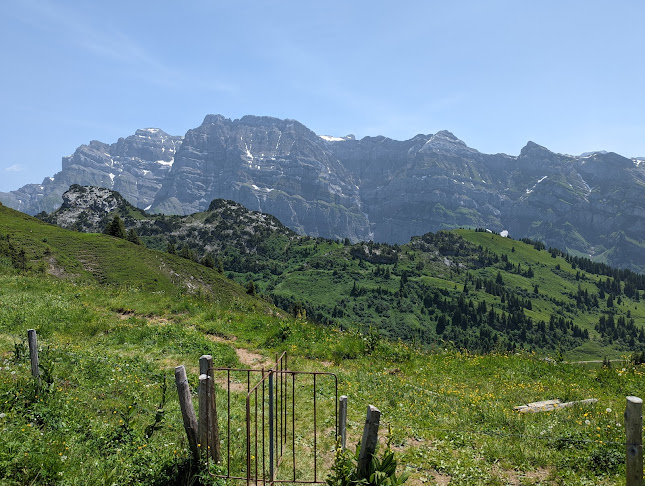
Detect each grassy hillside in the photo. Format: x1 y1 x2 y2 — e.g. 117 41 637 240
230 229 645 361
2 203 645 485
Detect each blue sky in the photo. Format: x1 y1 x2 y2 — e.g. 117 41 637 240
1 0 644 192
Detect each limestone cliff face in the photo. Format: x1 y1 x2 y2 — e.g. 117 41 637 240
3 114 645 271
501 146 645 269
151 115 371 241
329 131 516 243
0 129 182 215
327 133 645 270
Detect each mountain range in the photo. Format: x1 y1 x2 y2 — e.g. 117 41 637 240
2 114 645 271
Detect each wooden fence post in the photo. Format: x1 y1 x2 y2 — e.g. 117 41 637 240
625 396 643 486
339 395 348 450
27 329 41 387
199 374 210 461
200 354 221 463
175 365 199 461
358 405 380 479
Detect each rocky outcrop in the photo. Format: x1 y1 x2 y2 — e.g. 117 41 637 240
4 114 645 271
41 185 299 260
39 185 133 232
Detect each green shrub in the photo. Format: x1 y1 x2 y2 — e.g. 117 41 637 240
326 437 409 486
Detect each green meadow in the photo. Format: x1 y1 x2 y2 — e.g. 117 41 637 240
1 204 644 484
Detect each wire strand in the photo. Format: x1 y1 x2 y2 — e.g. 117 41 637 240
346 420 626 447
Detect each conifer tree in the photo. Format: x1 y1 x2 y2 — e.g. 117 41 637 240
201 254 215 268
126 228 141 245
246 280 256 295
105 215 126 239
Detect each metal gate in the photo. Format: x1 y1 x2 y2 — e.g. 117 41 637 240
212 352 338 485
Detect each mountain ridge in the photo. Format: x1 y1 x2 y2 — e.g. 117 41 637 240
3 114 645 271
35 183 645 358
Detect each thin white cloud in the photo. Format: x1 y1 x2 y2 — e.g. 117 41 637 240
8 0 236 94
5 164 23 172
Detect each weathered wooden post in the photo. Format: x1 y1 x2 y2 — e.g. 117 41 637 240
339 395 348 449
199 373 211 461
625 396 643 486
269 370 275 480
27 329 41 387
358 405 381 479
175 365 199 461
200 354 221 462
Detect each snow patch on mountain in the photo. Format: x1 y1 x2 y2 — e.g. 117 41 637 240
320 135 345 142
526 176 548 194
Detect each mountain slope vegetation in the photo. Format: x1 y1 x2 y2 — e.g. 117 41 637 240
39 186 645 360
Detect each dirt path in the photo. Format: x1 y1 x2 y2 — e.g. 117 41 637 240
235 347 273 368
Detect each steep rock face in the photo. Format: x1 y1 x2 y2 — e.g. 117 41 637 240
329 131 515 243
505 147 645 268
4 114 645 271
151 115 371 241
0 129 182 215
328 134 645 270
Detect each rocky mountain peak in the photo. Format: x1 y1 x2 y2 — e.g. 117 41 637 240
579 151 636 175
238 114 289 126
519 141 552 158
432 130 464 144
133 128 172 139
4 114 645 272
319 134 356 142
420 130 475 156
237 115 319 140
149 114 368 240
88 140 110 151
201 114 230 126
580 150 608 157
